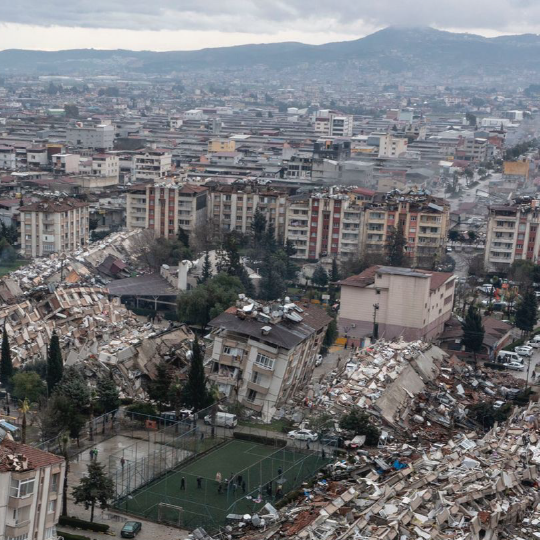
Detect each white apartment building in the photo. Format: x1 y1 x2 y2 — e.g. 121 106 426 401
209 186 287 238
132 150 172 182
20 198 90 258
484 199 540 271
0 437 65 540
0 146 17 170
339 265 456 345
314 111 353 137
208 299 331 421
26 147 48 168
66 123 115 150
91 154 119 179
126 183 207 237
51 153 79 175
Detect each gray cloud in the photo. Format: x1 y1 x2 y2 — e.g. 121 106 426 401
1 0 540 34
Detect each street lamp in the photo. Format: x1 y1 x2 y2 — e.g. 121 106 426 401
372 303 379 340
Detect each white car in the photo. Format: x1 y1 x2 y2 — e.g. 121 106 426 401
287 429 318 442
527 340 540 348
504 362 525 371
493 400 505 410
515 346 533 357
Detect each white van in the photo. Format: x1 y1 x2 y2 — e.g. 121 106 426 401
204 412 238 428
496 351 522 364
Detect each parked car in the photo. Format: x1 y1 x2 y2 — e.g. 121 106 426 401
203 412 237 428
504 362 525 371
493 400 505 409
287 429 318 442
497 351 522 364
515 346 533 357
121 521 142 538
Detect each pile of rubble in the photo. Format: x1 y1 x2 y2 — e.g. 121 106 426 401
222 403 540 540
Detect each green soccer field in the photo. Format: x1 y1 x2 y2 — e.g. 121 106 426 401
116 439 327 530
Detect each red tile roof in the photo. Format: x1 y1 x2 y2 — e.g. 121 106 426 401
0 439 64 472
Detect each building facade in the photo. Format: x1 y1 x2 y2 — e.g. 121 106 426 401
132 150 172 182
66 124 115 150
207 299 331 422
0 438 65 540
339 265 456 344
484 198 540 271
20 199 90 258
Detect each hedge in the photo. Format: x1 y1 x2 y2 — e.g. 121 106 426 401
58 516 109 533
56 532 91 540
233 432 287 448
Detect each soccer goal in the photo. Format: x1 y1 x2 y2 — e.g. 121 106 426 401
157 502 183 526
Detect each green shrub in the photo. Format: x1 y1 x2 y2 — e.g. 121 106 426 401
56 531 91 540
125 401 157 419
58 515 109 532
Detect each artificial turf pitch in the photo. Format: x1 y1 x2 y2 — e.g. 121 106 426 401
118 439 325 528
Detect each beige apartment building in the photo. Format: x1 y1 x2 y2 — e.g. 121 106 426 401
132 149 172 182
209 185 288 238
339 265 456 345
208 138 236 153
126 183 208 238
207 299 331 422
20 199 90 258
0 438 65 540
484 198 540 271
285 189 449 266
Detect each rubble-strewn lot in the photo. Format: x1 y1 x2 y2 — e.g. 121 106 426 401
0 230 194 397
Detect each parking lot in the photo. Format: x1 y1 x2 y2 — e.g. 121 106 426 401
506 345 540 383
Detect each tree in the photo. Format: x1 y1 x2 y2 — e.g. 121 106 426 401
64 104 79 118
461 305 484 362
11 372 46 403
259 252 286 301
43 394 86 445
72 460 115 522
515 289 538 335
19 399 30 444
47 331 63 393
331 258 340 283
284 240 299 280
178 273 244 329
199 252 213 284
0 324 13 388
251 208 267 248
182 339 212 411
312 265 329 288
177 227 190 248
148 362 171 412
448 230 460 242
55 367 90 411
386 220 407 267
339 408 380 446
96 376 120 413
322 318 338 354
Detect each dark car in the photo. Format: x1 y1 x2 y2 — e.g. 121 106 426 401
121 521 142 538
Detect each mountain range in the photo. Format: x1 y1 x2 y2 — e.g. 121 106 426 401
2 27 540 80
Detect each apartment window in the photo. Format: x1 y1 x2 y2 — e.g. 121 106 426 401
48 499 57 513
10 477 35 498
51 473 59 493
247 389 258 402
251 371 262 384
7 534 29 540
45 527 57 540
410 216 417 221
255 353 274 370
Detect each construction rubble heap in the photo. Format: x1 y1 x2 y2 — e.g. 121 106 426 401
0 229 194 397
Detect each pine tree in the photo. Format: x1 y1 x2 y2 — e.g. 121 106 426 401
97 376 120 413
312 265 329 288
251 208 267 246
200 252 213 283
386 220 407 267
515 289 538 335
47 331 63 393
177 227 190 248
148 362 171 412
331 258 340 283
72 460 115 522
0 323 13 388
461 305 484 363
182 339 212 411
259 253 286 301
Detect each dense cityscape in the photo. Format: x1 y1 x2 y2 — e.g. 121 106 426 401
3 8 540 540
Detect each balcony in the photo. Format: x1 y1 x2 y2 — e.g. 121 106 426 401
242 399 263 412
246 380 270 395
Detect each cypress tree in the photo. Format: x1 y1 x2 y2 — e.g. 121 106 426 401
461 305 484 363
0 323 13 388
386 220 407 267
182 338 211 411
200 252 213 283
47 331 63 393
515 289 538 335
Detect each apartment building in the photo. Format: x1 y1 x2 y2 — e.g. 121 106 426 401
0 437 65 540
314 111 353 137
20 198 90 257
209 185 287 238
91 154 119 179
208 138 236 153
132 149 172 182
126 183 207 238
339 265 456 344
0 146 17 170
378 133 408 158
285 189 449 265
66 123 115 150
207 298 331 421
51 153 79 175
484 198 540 271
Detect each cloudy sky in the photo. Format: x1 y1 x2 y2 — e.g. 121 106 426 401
1 0 540 51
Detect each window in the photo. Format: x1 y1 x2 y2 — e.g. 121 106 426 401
247 389 258 402
10 477 35 498
48 499 56 513
45 527 57 540
255 353 274 370
51 473 59 493
7 534 28 540
251 371 262 384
